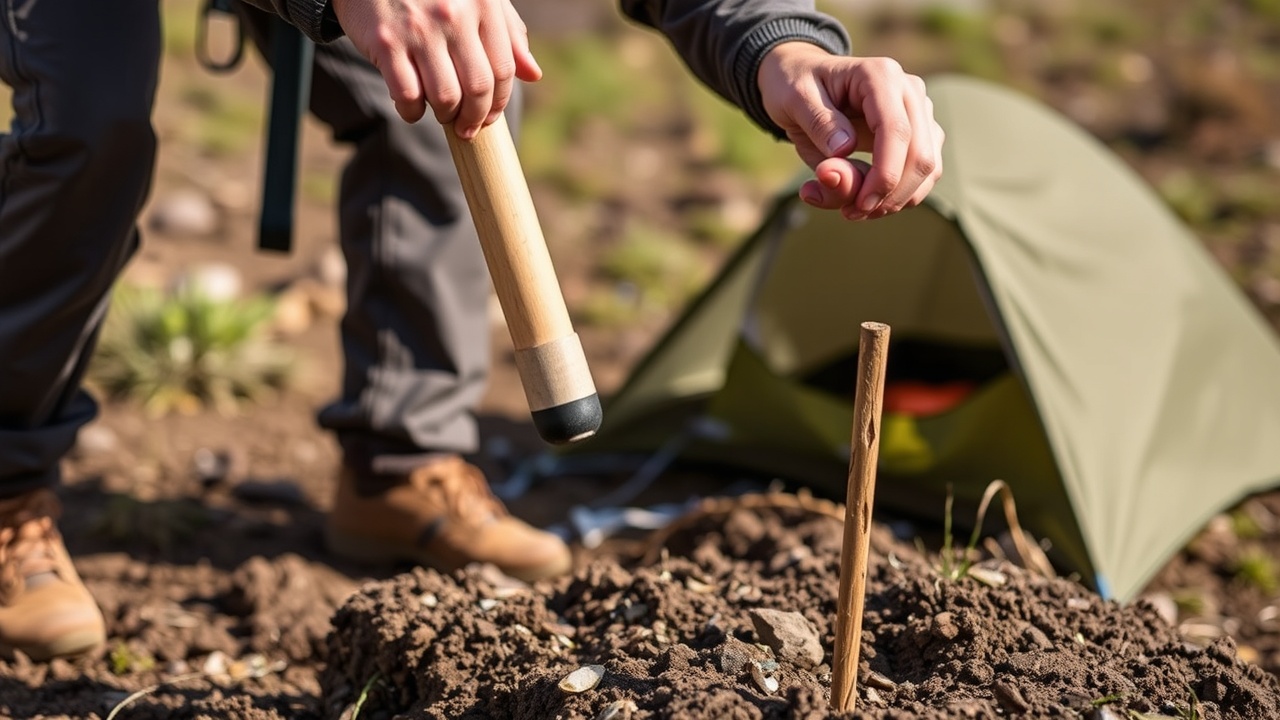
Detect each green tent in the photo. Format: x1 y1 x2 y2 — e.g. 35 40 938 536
566 75 1280 601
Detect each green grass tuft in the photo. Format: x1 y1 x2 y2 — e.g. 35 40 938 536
89 284 293 416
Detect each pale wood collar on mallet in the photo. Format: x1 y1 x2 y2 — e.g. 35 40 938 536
445 115 601 444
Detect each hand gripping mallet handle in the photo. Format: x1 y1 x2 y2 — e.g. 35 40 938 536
445 115 602 444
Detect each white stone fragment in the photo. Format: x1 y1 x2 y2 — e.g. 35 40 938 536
967 567 1007 587
749 661 778 695
595 699 638 720
559 665 606 693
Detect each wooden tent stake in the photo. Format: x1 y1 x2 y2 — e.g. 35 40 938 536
831 321 890 713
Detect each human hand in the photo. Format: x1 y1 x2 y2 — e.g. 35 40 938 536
758 42 943 220
330 0 542 136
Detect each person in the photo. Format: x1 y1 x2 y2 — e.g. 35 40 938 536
0 0 943 660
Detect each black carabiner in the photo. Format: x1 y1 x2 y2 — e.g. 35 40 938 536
197 0 245 74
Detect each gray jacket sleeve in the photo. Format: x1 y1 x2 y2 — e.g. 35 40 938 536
619 0 851 137
239 0 344 43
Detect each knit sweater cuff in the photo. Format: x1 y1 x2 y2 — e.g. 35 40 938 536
288 0 344 43
732 17 851 139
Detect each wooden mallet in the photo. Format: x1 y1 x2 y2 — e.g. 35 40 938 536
445 115 602 445
831 321 890 713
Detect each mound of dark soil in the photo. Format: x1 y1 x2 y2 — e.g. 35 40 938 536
322 499 1280 719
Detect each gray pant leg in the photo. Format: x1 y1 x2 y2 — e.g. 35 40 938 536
0 0 159 497
238 11 507 473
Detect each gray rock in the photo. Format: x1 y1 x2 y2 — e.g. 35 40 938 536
174 262 242 301
748 608 823 669
75 424 118 457
149 189 218 236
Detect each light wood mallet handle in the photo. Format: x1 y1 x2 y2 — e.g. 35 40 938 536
831 321 890 713
445 115 601 444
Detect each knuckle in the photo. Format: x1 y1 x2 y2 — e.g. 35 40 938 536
370 28 398 57
434 87 462 111
877 169 903 190
428 0 461 24
883 119 914 144
872 56 903 76
492 58 516 83
463 75 494 97
914 155 937 178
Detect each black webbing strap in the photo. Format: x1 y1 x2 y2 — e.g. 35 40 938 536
258 17 314 254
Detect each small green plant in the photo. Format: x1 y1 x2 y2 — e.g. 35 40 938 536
351 671 384 720
89 285 293 416
937 480 1040 581
1175 686 1203 720
91 494 210 551
1157 170 1218 228
1092 693 1125 706
1172 589 1208 617
194 88 263 157
578 286 640 328
1229 506 1265 540
1231 546 1280 593
109 641 157 675
938 485 978 580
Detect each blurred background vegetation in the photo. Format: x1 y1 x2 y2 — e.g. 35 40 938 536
2 0 1272 410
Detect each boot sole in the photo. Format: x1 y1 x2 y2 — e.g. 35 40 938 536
324 526 571 583
2 627 105 662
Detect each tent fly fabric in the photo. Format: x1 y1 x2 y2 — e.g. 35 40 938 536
562 75 1280 602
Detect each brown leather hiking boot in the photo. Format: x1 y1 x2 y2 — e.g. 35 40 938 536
0 489 106 660
325 455 572 582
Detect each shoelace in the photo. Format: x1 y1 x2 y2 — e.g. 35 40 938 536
0 492 61 605
410 459 508 528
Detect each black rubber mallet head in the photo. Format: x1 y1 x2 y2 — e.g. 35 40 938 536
445 115 602 444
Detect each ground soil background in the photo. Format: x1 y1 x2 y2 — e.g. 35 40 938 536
3 0 1280 717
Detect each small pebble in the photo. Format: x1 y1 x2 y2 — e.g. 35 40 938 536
992 680 1031 714
749 661 778 695
596 699 638 720
685 577 715 593
1088 707 1126 720
559 665 606 693
968 566 1007 587
865 671 896 690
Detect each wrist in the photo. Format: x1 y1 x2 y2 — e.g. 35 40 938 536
757 41 833 86
733 19 850 138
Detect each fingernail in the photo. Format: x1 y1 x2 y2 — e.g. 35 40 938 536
860 193 883 213
801 186 822 205
827 130 851 154
842 207 865 221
